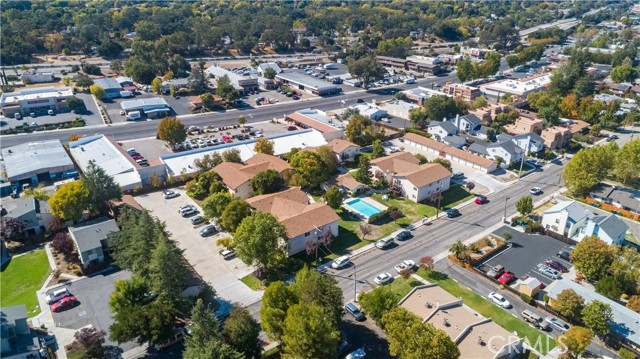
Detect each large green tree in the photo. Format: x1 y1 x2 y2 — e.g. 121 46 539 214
323 186 343 210
347 56 386 88
260 281 298 340
48 181 89 221
254 138 275 155
610 64 637 83
384 307 460 359
251 170 284 195
110 209 163 276
553 289 584 321
233 212 288 271
221 307 262 359
561 326 593 359
202 192 234 219
358 286 397 327
290 150 329 188
613 138 640 184
316 145 338 174
82 161 122 215
216 74 240 105
185 299 243 359
290 267 344 327
515 196 533 216
353 155 372 185
220 199 253 233
186 171 224 200
345 114 382 146
371 139 384 159
281 303 340 359
562 144 617 196
571 236 614 281
157 117 187 148
420 95 468 124
581 300 613 337
148 235 188 304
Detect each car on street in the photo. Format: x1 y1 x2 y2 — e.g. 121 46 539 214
51 296 78 312
538 265 562 279
445 208 460 218
556 250 571 261
488 292 511 308
545 260 568 273
356 98 364 103
498 272 516 285
163 190 179 199
530 187 543 195
179 205 197 217
220 249 236 260
375 237 393 249
190 215 205 225
475 195 488 204
545 317 570 333
344 302 365 321
373 272 393 285
521 310 550 331
394 260 416 273
395 230 412 241
331 255 351 269
199 225 217 237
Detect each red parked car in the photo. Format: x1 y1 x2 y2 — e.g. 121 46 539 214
475 195 488 204
51 296 78 312
498 272 516 285
545 260 568 273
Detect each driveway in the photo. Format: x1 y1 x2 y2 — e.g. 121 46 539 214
134 188 262 307
477 226 574 288
39 269 138 354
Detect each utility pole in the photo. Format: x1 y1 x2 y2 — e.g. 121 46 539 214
504 196 511 223
518 136 531 180
353 262 358 302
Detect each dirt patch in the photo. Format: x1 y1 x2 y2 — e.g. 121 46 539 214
49 249 83 285
468 235 506 263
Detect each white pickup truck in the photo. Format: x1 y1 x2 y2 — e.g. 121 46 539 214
394 260 416 273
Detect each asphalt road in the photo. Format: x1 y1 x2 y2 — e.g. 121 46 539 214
0 74 457 149
325 161 566 301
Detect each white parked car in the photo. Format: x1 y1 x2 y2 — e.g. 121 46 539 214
163 190 179 199
394 260 416 273
375 237 393 249
331 255 351 269
530 187 542 195
374 272 393 285
488 292 511 308
538 265 562 279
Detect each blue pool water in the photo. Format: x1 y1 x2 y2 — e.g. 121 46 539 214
346 198 382 217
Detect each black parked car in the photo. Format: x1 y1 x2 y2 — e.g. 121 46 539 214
556 250 571 261
445 208 461 218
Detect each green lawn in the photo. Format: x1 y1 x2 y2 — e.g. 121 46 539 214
373 185 474 219
418 269 556 355
240 273 264 291
387 275 422 302
1 249 50 315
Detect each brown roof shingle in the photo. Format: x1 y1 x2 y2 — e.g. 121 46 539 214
247 187 339 238
326 138 360 153
213 154 292 189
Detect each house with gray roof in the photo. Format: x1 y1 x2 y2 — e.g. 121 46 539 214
468 142 489 156
546 279 640 348
590 184 640 216
486 140 523 165
1 305 40 359
427 121 458 140
68 217 119 268
512 132 545 153
449 113 482 134
3 197 53 236
442 135 467 149
576 214 628 245
541 200 590 238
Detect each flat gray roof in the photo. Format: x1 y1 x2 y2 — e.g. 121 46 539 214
1 140 75 182
94 78 123 91
275 72 340 91
120 97 170 111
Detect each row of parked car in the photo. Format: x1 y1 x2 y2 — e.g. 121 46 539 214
126 148 148 167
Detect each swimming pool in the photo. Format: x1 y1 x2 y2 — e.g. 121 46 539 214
346 198 383 218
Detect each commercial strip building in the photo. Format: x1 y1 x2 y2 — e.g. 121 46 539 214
69 134 166 191
205 65 259 95
20 69 54 83
119 97 171 119
399 285 523 359
285 109 345 141
443 83 482 101
376 55 443 75
0 87 74 117
403 133 498 173
479 73 551 101
1 140 75 184
160 129 328 177
402 87 450 105
246 187 339 256
275 72 341 96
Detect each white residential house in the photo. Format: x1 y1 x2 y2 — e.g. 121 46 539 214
370 152 451 202
574 214 628 245
486 141 524 165
427 121 458 141
510 133 545 153
450 114 482 134
351 103 387 121
541 200 591 238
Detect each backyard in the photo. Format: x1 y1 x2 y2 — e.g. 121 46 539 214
418 269 556 355
1 249 50 315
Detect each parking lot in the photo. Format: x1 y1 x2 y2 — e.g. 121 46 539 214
0 92 103 130
118 137 173 162
47 269 138 351
134 188 262 307
478 226 573 287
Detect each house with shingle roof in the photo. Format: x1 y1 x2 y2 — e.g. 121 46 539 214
68 217 119 268
370 151 452 202
427 121 458 140
213 153 292 199
308 138 361 163
575 214 628 245
323 173 367 194
246 187 339 255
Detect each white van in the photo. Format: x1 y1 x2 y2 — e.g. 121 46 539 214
331 255 351 269
46 288 71 305
126 111 141 121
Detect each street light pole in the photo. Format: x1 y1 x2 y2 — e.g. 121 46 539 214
504 196 511 223
353 262 358 302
